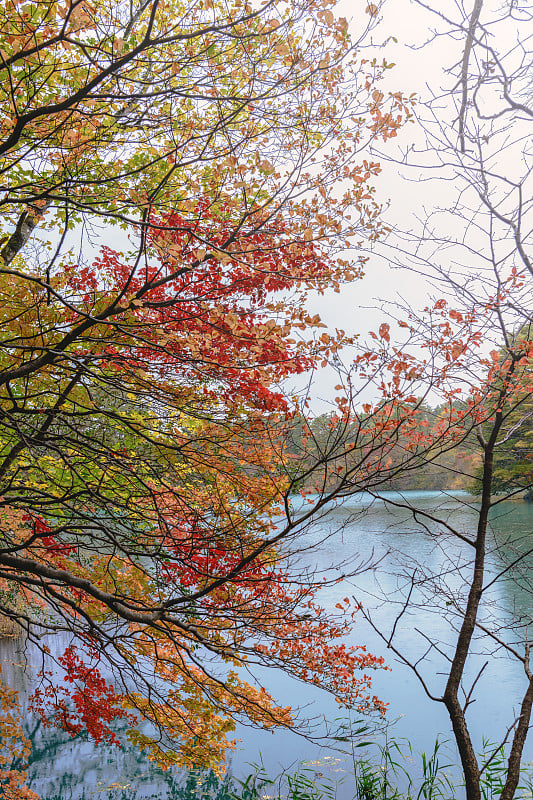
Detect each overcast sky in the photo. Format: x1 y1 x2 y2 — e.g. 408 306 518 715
310 0 453 329
299 0 449 408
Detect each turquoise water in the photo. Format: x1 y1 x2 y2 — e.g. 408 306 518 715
2 491 533 798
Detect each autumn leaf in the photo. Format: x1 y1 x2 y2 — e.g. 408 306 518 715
379 323 390 342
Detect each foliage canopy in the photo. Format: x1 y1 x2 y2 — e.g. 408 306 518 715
0 0 411 780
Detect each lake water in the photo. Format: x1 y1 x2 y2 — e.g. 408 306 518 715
3 490 533 799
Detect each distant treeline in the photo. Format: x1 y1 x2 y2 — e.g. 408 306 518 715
287 393 533 496
286 403 481 494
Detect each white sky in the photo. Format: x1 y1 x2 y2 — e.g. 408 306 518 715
301 0 532 410
299 0 448 408
314 0 458 323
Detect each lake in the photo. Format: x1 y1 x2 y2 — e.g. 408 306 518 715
2 490 533 798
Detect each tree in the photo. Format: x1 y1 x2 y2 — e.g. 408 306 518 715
0 0 407 265
480 325 533 496
317 1 533 798
288 403 479 493
0 0 411 780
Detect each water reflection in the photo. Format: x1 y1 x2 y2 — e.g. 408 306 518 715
0 636 195 799
27 735 234 800
27 725 177 799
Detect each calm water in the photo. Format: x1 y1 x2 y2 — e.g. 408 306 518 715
3 491 533 798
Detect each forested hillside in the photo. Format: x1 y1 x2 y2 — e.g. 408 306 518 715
288 404 481 493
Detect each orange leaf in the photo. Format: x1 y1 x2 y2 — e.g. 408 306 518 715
378 323 390 342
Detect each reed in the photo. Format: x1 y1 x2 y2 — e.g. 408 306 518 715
226 736 533 800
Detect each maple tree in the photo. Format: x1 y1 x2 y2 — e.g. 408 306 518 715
0 0 413 781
